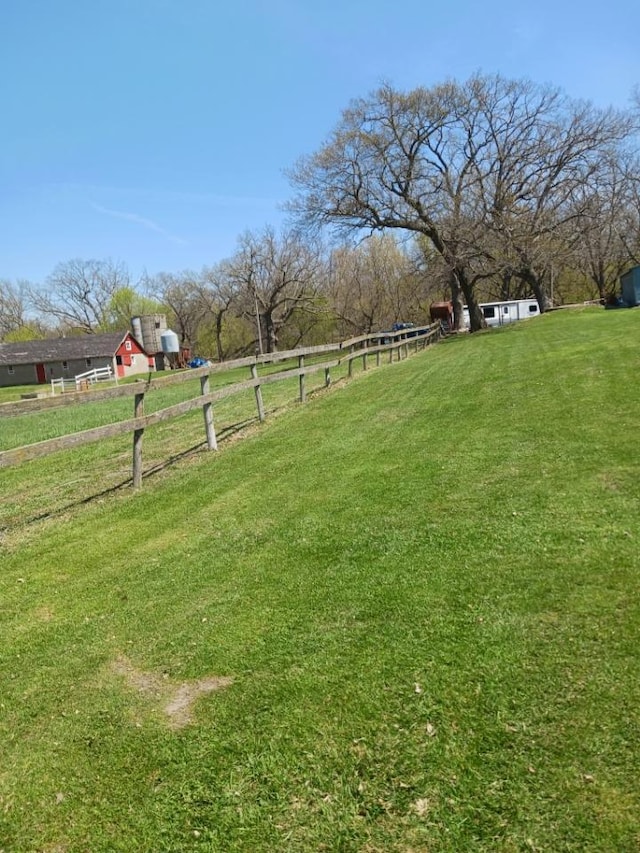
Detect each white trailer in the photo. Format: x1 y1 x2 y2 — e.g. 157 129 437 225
463 299 540 329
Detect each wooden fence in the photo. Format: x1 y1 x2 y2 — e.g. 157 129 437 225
0 323 441 487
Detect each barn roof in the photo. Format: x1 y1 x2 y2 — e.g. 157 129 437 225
0 332 142 366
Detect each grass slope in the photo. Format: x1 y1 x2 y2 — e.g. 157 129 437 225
1 308 639 851
0 357 352 531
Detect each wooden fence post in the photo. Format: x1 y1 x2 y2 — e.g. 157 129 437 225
132 391 145 489
324 366 331 387
200 374 217 451
251 363 265 422
376 347 381 367
348 345 354 378
298 355 306 402
362 343 368 371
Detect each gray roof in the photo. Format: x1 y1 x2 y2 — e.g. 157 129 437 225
0 332 139 366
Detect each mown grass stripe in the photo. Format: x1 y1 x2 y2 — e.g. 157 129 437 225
0 308 639 851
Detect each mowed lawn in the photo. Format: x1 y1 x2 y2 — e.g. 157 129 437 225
0 354 352 531
1 308 639 852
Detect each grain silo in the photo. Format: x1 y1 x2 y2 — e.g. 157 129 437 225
131 316 143 345
131 314 167 354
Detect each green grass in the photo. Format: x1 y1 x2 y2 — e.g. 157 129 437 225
0 383 49 404
1 308 639 851
0 354 348 452
0 355 355 530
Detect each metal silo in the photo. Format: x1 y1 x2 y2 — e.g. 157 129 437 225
160 329 180 354
159 329 180 369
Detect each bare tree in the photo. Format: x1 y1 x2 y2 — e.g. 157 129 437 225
328 235 426 336
289 75 635 327
288 81 489 330
197 263 244 360
567 152 640 299
227 227 323 353
143 270 203 348
465 76 635 310
0 279 30 340
29 258 129 333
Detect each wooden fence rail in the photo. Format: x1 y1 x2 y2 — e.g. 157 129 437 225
0 324 441 485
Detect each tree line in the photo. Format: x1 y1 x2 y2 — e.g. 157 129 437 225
2 73 639 349
0 232 436 356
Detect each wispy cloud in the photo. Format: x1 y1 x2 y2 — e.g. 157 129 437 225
87 187 280 209
35 182 282 211
91 202 187 245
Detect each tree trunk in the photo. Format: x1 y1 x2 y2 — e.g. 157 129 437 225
595 260 607 301
456 268 486 332
500 272 513 301
521 269 553 312
215 312 225 361
264 312 278 353
432 228 485 332
450 270 465 331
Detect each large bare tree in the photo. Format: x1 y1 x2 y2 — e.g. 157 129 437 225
29 258 129 333
464 77 635 310
289 74 635 327
227 227 323 353
196 263 245 360
288 81 488 330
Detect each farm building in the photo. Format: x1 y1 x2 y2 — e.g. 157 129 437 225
621 266 640 307
430 301 455 331
0 331 154 388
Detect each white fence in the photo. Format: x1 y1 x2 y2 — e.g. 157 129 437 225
51 366 117 395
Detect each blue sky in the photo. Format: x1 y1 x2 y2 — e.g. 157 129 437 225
1 0 639 285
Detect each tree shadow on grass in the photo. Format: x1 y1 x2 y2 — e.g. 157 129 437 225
1 417 259 533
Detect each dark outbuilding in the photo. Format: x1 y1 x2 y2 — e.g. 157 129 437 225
0 332 154 387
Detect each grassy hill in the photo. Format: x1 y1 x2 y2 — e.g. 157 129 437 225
1 308 639 851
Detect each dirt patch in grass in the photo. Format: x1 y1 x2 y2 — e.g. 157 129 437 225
34 604 55 622
164 677 233 729
111 655 233 729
